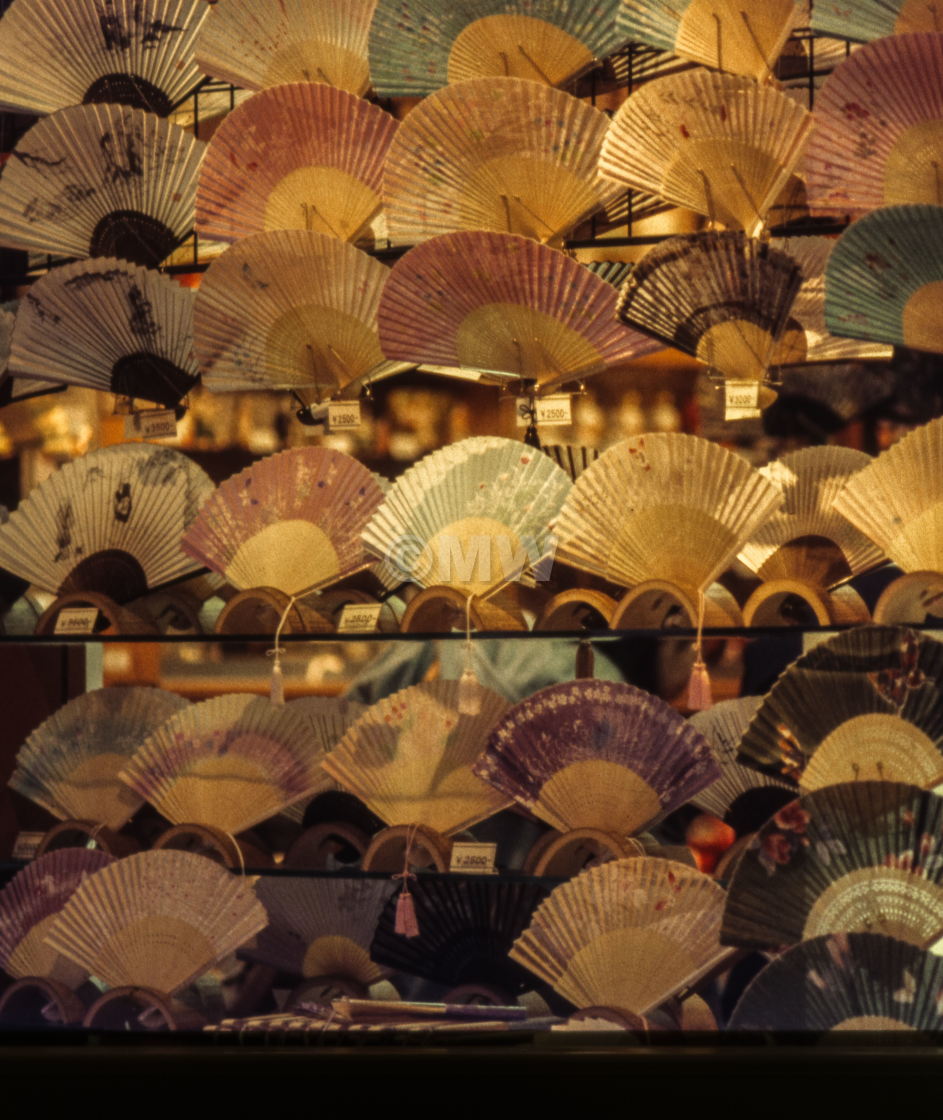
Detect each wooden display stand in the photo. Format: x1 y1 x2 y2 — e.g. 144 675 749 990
400 586 526 633
609 581 743 630
529 828 645 877
214 587 333 635
35 591 158 636
534 589 617 631
873 571 943 624
742 580 870 627
82 986 206 1031
283 821 371 870
35 819 139 859
361 824 452 873
152 823 272 869
0 978 86 1028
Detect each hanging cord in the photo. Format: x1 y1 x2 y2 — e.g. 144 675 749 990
393 822 420 938
266 594 299 704
458 593 482 715
686 591 713 712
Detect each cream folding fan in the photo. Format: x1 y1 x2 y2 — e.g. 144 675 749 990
377 232 662 392
43 850 267 996
195 0 376 95
599 69 813 236
509 858 729 1016
193 229 410 395
9 258 199 408
195 82 398 245
10 686 189 831
617 0 805 82
0 0 208 116
0 104 204 268
553 433 783 593
382 77 623 247
119 693 333 835
321 679 512 836
811 1 943 43
361 436 571 598
369 0 623 95
0 444 213 603
0 305 54 406
181 447 385 596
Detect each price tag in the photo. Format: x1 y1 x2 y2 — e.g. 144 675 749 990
327 402 362 431
449 841 498 875
535 394 573 426
12 831 45 860
724 381 761 420
337 602 382 633
53 606 99 635
125 409 178 439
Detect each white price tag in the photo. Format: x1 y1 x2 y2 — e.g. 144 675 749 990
337 602 382 633
449 841 498 875
327 402 362 431
724 381 761 420
53 606 99 635
535 395 573 426
125 409 178 439
12 831 45 860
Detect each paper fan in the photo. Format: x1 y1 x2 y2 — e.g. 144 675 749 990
193 229 408 395
377 233 662 391
553 433 783 592
721 782 943 951
181 447 385 596
509 858 729 1015
584 260 632 289
382 77 622 247
776 362 897 426
321 679 512 836
824 204 943 355
288 696 367 748
0 850 114 987
0 303 63 406
118 693 332 835
196 82 398 245
474 681 720 837
737 626 943 792
361 436 571 598
0 443 213 603
0 0 208 116
370 877 550 993
617 0 804 81
811 1 943 43
616 233 804 384
9 258 199 408
10 686 189 831
369 0 622 96
195 0 376 95
729 932 943 1031
541 444 600 481
42 850 267 995
0 104 204 268
833 415 943 573
599 69 813 236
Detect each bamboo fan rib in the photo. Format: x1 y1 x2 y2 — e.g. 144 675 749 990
541 444 600 481
0 0 208 116
584 260 633 289
721 782 943 951
377 232 662 391
195 82 397 245
0 443 213 602
9 258 199 408
195 0 376 95
509 858 729 1015
0 104 204 267
43 850 267 995
599 69 813 236
811 1 943 43
553 432 783 592
474 680 720 836
382 77 622 247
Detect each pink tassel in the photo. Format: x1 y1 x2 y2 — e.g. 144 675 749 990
394 888 420 938
686 657 713 712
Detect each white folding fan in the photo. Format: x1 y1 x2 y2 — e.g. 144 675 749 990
811 1 943 43
0 0 209 116
9 258 200 408
0 305 56 405
0 103 205 268
0 443 214 603
382 77 623 247
195 82 398 245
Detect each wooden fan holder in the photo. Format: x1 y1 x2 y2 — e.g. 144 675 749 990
35 591 158 636
152 823 272 869
82 986 206 1032
214 587 334 636
135 586 206 635
361 824 452 873
400 586 527 633
283 821 371 870
873 571 943 624
609 581 743 630
0 977 86 1028
534 589 617 631
742 580 870 627
529 829 645 878
35 819 139 859
313 587 399 632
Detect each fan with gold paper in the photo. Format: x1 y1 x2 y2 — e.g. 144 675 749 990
0 104 204 268
195 82 398 245
811 1 943 43
382 77 623 247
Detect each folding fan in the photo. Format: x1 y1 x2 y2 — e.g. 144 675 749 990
776 362 896 427
824 204 943 355
193 230 410 395
118 693 333 835
510 858 729 1016
195 0 376 95
382 77 623 247
370 877 550 994
0 443 214 603
811 1 943 43
553 433 783 593
729 932 943 1031
10 685 189 831
361 436 571 598
9 258 199 408
0 0 208 116
369 0 623 96
738 446 885 589
321 680 512 836
377 233 662 392
583 260 633 290
599 69 813 236
722 782 943 951
616 233 804 386
42 850 267 995
289 696 367 748
0 104 205 268
195 82 398 245
541 444 600 482
181 447 385 596
473 680 720 837
737 626 943 792
0 302 62 407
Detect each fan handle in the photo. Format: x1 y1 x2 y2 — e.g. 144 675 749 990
531 828 645 877
361 824 452 873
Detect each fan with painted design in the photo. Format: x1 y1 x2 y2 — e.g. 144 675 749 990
0 302 61 406
811 1 943 43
